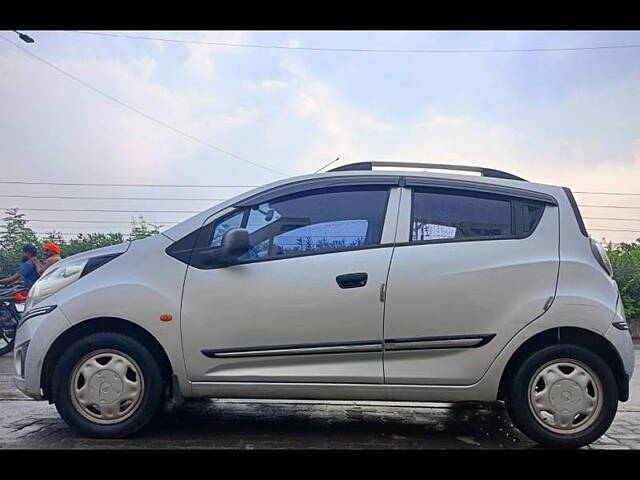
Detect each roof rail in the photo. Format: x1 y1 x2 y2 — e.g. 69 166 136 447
328 161 527 181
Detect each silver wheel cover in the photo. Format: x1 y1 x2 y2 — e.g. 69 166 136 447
69 349 145 425
528 358 603 434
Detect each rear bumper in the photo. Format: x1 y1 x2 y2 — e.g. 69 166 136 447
605 324 635 377
620 373 630 402
604 323 635 402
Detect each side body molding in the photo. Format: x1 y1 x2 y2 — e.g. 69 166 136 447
202 334 495 359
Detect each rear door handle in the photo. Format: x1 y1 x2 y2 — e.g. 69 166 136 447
336 272 368 289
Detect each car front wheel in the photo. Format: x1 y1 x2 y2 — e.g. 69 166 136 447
506 344 619 449
52 332 163 438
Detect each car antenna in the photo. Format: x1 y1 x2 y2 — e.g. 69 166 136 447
314 157 341 174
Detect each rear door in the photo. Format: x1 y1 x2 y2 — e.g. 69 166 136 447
383 184 559 385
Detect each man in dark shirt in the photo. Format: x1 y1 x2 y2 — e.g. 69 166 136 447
0 245 39 289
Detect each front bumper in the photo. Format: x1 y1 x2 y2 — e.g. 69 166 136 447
13 300 70 400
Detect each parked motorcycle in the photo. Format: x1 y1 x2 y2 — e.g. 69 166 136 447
0 286 27 356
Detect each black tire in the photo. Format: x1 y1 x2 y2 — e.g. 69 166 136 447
506 344 618 449
0 306 17 356
0 330 16 356
51 332 163 438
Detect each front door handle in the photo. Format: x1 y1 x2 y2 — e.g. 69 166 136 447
336 272 368 289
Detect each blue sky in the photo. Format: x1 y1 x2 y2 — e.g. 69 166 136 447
1 30 639 241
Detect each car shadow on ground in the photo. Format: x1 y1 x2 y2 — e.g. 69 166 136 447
114 399 537 449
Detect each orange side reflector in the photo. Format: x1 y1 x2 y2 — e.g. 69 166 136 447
160 314 173 322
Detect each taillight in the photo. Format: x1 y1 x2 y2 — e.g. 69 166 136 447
14 290 28 302
590 238 613 277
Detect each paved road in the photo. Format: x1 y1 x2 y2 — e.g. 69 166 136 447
0 347 639 449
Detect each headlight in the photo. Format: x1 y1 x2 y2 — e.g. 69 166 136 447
25 253 122 310
590 238 613 277
25 258 89 310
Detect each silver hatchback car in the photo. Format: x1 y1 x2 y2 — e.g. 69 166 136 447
14 161 634 448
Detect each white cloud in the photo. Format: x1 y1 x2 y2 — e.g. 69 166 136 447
184 45 216 79
258 55 640 201
245 59 395 171
2 31 640 242
183 31 249 80
0 45 256 185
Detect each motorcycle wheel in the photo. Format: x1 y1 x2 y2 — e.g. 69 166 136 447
0 307 17 356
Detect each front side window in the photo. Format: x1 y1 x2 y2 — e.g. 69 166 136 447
209 186 389 262
411 188 513 242
210 210 244 247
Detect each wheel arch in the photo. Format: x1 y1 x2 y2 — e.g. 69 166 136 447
40 317 174 402
497 326 629 402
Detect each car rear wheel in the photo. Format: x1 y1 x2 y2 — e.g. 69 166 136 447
506 344 618 449
52 332 163 438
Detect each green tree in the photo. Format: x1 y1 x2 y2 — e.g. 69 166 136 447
41 230 65 246
128 216 162 241
0 209 165 274
63 232 126 258
607 239 640 324
0 208 39 277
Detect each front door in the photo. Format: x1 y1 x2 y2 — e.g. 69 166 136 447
180 185 399 384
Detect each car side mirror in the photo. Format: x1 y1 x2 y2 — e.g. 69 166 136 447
221 228 250 259
206 228 250 267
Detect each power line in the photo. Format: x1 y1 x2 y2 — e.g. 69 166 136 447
0 181 638 199
29 228 640 237
33 231 129 236
575 191 640 196
30 228 640 236
0 194 226 201
67 31 640 54
589 228 640 233
9 199 639 209
584 217 640 222
29 220 640 229
15 223 640 236
579 205 640 210
0 34 289 178
0 180 256 188
19 218 640 229
20 214 640 226
0 180 639 201
25 219 178 225
0 207 200 213
1 205 639 216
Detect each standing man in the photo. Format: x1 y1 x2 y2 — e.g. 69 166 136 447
0 244 39 289
33 242 62 275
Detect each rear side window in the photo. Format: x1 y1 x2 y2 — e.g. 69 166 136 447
411 189 512 241
410 188 545 243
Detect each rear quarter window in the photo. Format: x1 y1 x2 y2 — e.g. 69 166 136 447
518 201 545 236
